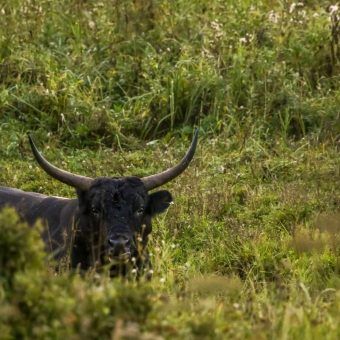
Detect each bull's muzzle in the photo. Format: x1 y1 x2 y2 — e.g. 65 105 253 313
108 234 131 260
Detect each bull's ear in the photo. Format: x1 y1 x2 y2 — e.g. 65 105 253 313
147 190 173 216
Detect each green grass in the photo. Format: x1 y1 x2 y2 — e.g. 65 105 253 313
0 0 339 339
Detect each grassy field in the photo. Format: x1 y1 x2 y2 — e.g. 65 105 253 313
0 0 339 339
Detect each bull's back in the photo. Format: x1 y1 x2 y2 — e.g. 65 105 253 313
0 186 78 255
0 186 47 217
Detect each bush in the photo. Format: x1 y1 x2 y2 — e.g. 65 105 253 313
0 208 45 288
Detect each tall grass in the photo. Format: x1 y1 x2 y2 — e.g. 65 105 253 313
0 0 339 339
0 0 338 147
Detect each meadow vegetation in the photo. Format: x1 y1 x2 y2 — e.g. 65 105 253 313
0 0 339 339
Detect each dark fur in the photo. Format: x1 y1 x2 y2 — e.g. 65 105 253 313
0 176 172 276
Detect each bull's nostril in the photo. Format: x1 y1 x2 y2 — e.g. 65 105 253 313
109 238 129 246
108 238 115 248
108 236 130 256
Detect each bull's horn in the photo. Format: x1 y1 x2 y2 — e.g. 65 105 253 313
142 128 198 191
28 135 93 191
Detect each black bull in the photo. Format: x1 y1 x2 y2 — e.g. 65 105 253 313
0 130 198 277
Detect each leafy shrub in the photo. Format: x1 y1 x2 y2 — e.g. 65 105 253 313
0 208 45 288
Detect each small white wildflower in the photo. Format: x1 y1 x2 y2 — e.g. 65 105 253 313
210 20 223 39
131 257 136 263
171 243 176 249
312 12 319 18
148 269 154 275
160 277 165 283
218 165 225 173
239 37 247 44
329 5 339 15
131 268 137 275
289 3 296 13
245 33 254 42
268 10 279 23
210 20 220 30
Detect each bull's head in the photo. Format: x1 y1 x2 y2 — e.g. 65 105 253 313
28 130 198 276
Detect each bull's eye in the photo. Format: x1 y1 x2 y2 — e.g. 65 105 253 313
91 206 100 215
136 207 144 215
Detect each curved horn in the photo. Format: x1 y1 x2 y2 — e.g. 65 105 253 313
28 135 93 190
142 128 198 191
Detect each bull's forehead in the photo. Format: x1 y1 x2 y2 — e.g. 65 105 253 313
89 177 147 202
